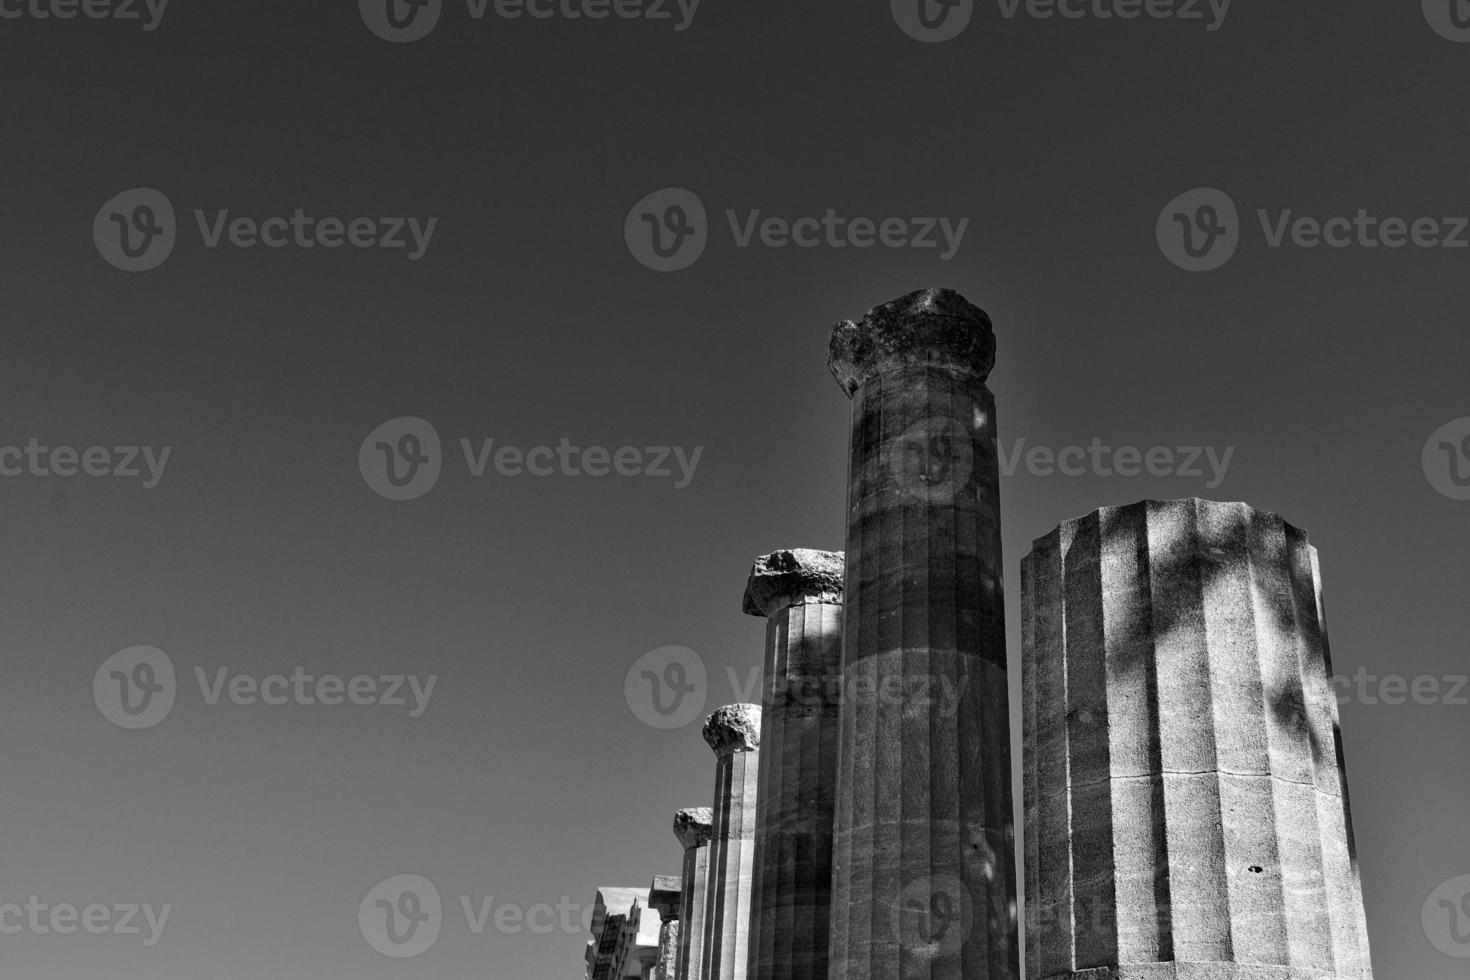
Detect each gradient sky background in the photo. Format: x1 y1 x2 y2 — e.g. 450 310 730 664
0 1 1467 977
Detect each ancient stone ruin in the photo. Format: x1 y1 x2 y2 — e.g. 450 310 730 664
583 289 1373 980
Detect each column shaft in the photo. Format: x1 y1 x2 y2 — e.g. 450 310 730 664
743 550 845 980
1020 498 1374 980
674 808 713 980
828 289 1018 980
700 705 762 980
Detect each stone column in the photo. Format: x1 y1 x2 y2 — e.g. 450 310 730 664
673 808 713 980
742 549 845 980
649 876 683 980
827 288 1018 980
700 704 762 980
655 920 681 980
1021 498 1374 980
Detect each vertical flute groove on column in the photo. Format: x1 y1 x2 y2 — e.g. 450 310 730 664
701 704 762 980
1021 498 1374 980
827 288 1018 980
674 808 714 980
742 549 845 980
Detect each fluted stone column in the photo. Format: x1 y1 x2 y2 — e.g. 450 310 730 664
742 549 845 980
701 704 762 980
827 288 1018 979
656 920 681 980
674 808 713 980
650 876 683 980
1021 498 1374 980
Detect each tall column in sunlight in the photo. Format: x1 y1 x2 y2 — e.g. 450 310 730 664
673 808 713 980
827 288 1018 980
1021 498 1374 980
700 704 762 980
741 549 845 980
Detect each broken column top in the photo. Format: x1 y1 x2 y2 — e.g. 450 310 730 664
1026 497 1314 555
828 287 996 396
741 548 845 618
702 703 761 756
673 808 713 849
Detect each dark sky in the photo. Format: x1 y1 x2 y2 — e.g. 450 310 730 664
1 1 1467 977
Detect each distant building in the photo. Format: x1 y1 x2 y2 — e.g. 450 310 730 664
584 877 681 980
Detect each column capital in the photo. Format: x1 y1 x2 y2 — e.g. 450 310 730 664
702 703 761 757
828 287 995 397
673 808 713 850
742 549 844 618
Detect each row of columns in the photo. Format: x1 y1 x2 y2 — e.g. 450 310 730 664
654 289 1372 980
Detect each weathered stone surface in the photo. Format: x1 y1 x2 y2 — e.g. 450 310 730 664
702 703 761 757
741 548 845 617
1021 499 1374 980
828 287 996 396
674 809 714 980
701 704 761 980
743 551 844 980
655 920 681 980
828 289 1018 980
674 808 714 851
